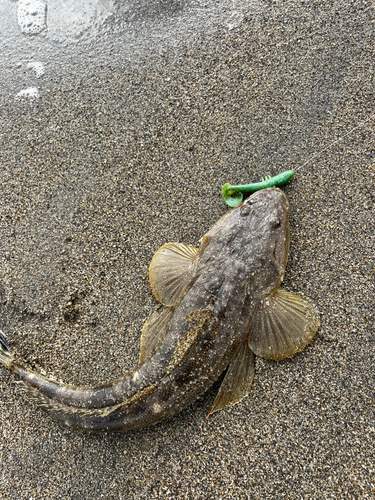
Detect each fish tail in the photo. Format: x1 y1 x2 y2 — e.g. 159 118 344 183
0 330 14 370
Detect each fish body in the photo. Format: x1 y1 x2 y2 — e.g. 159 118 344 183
0 189 319 432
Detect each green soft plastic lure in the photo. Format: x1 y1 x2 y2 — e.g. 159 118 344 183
221 111 375 207
222 170 295 207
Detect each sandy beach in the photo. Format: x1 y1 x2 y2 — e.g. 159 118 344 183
0 1 373 498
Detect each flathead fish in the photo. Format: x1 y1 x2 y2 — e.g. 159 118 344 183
0 188 319 432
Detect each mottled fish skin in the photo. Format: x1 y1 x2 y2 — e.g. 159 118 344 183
0 188 312 432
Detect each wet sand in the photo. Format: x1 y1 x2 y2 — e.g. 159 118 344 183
0 1 374 498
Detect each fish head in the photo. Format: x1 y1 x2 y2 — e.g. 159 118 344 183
238 188 290 295
200 188 290 296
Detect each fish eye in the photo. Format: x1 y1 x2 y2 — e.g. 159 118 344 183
240 204 251 217
271 219 281 228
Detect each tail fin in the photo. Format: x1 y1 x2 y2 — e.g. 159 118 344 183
0 331 13 369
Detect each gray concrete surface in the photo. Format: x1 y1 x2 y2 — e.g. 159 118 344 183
0 0 374 498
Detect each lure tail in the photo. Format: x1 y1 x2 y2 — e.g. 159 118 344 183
0 331 14 370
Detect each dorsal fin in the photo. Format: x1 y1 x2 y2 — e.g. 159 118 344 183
149 242 198 306
139 307 174 365
249 289 319 360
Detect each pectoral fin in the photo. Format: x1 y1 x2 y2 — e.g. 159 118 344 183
207 341 255 417
139 307 174 365
149 242 198 306
249 289 319 360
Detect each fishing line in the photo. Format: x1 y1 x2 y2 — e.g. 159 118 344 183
222 111 375 206
294 111 375 172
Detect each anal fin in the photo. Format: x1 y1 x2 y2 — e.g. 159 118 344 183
207 341 255 417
